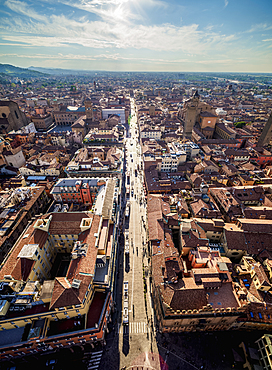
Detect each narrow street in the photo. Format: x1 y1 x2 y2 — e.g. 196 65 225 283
98 100 163 370
118 100 160 369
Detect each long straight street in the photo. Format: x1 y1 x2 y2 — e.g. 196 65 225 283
98 100 168 370
118 101 160 369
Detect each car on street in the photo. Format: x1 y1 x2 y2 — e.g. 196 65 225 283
123 307 129 325
125 240 129 254
123 281 128 293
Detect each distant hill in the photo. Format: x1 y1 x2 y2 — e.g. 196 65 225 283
28 66 99 75
0 63 47 79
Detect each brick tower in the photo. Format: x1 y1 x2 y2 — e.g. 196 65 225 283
85 100 94 121
257 112 272 147
183 91 199 139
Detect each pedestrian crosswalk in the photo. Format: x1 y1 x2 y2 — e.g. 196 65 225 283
118 321 149 335
86 350 103 370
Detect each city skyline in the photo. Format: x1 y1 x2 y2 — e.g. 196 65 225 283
0 0 272 72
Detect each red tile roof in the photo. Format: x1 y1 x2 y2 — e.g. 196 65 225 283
11 258 35 281
0 212 102 312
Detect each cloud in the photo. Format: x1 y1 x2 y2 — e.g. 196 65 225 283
205 25 214 31
60 0 141 23
246 23 272 33
0 52 96 60
64 0 168 9
1 21 236 54
4 0 48 22
0 52 187 65
59 0 167 23
224 0 228 8
0 0 238 58
196 58 245 65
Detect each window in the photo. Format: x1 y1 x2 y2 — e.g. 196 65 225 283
250 312 254 318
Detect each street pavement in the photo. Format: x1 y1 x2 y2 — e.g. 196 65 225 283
118 101 160 369
98 99 163 370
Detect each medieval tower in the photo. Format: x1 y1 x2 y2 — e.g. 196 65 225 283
85 100 94 122
257 112 272 147
183 91 200 139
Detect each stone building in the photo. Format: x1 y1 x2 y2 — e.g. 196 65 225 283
0 101 28 134
31 113 53 131
180 91 217 140
257 112 272 147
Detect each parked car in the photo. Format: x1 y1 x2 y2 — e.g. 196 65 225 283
123 307 129 325
123 281 129 293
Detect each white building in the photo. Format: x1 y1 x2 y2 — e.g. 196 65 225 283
4 147 25 168
140 128 162 140
159 154 178 172
174 141 200 160
158 151 186 172
216 108 227 116
102 108 126 124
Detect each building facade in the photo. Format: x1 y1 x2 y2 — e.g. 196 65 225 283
0 203 118 359
0 101 28 134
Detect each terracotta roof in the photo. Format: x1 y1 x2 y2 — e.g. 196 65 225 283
50 277 82 309
0 212 101 312
11 258 35 281
165 287 208 311
243 207 272 220
200 111 217 117
190 198 222 219
147 195 164 241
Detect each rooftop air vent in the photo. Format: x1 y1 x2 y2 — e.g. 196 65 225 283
71 279 81 289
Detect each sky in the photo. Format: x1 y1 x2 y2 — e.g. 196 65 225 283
0 0 272 72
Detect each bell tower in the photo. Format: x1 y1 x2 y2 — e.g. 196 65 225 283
257 112 272 147
85 100 94 121
183 91 199 139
